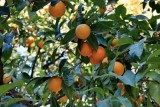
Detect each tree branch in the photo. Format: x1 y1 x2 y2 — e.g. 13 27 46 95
0 47 3 85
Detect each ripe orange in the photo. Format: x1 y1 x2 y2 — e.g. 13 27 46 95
117 82 125 95
89 56 101 65
3 75 12 83
114 62 124 76
59 95 68 103
112 38 118 48
27 36 34 44
11 23 18 30
137 95 143 102
75 24 91 39
38 40 44 48
70 15 76 22
99 7 106 14
49 1 66 18
48 77 62 94
92 46 106 62
79 42 93 57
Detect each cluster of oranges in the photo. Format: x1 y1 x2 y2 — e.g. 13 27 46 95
25 36 44 49
48 77 68 103
75 23 107 65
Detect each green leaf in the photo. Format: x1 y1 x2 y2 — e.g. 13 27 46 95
50 93 60 107
44 40 54 45
59 59 67 74
87 33 98 51
117 38 134 46
108 58 116 73
147 57 160 64
133 15 148 20
0 35 4 48
6 98 33 106
27 77 41 88
63 74 74 87
14 0 27 11
146 71 160 83
107 0 118 5
91 21 112 32
96 98 111 107
149 82 160 105
62 29 75 44
62 83 73 100
83 87 104 98
91 0 106 8
96 36 107 46
117 97 132 107
86 14 98 25
2 43 12 62
20 72 31 82
32 0 51 12
0 80 24 97
52 48 58 64
129 39 144 58
117 71 136 87
34 77 50 89
115 5 126 18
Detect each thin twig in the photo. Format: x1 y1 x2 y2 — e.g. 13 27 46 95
0 47 3 85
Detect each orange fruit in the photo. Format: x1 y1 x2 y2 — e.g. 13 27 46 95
27 36 34 44
112 38 118 48
70 15 76 22
137 95 143 102
48 77 62 94
89 56 101 65
38 41 44 48
75 24 91 39
81 69 85 76
3 75 12 83
103 31 109 35
11 23 18 30
59 95 68 103
49 1 66 18
99 7 106 14
73 93 79 99
92 46 106 62
79 42 93 57
117 82 125 95
114 62 124 76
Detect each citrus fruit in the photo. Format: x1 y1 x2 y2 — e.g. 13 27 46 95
38 40 44 48
48 77 62 94
99 7 106 14
114 62 124 76
117 82 125 95
89 56 101 65
92 46 106 62
3 75 12 83
59 95 68 103
79 42 92 57
27 36 34 44
49 1 66 18
11 23 18 30
75 24 91 39
112 38 118 48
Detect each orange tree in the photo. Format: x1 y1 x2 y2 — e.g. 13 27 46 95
0 0 160 107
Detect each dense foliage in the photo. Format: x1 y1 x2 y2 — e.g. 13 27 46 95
0 0 160 107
